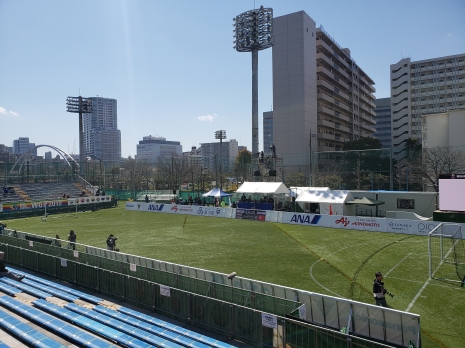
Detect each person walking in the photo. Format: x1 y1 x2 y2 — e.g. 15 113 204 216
0 251 25 281
373 271 388 307
67 230 76 250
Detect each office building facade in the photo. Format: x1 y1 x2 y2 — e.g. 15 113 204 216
12 137 36 156
374 98 392 148
135 135 182 162
272 11 376 172
83 97 121 161
199 139 239 174
390 54 465 152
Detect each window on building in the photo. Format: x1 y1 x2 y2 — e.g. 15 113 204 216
397 199 415 209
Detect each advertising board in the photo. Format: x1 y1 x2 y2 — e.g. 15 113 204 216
235 208 266 221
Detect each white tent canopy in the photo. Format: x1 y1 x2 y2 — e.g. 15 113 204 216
236 182 289 194
289 186 329 197
296 190 354 215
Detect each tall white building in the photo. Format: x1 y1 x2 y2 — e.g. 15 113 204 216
83 97 121 161
272 11 376 172
135 135 182 161
390 54 465 154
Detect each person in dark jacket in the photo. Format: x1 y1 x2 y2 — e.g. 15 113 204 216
373 271 388 307
106 234 118 251
0 251 25 281
67 230 76 250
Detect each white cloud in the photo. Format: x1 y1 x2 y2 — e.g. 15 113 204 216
9 111 19 116
197 114 217 122
0 107 6 114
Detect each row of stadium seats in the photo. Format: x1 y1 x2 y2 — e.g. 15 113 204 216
0 269 237 348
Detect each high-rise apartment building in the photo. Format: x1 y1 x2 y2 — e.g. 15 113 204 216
272 11 376 172
390 54 465 153
83 97 121 161
135 135 182 161
374 98 392 148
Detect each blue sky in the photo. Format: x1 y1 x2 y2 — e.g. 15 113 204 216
1 0 464 158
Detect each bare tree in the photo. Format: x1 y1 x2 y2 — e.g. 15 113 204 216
422 147 465 192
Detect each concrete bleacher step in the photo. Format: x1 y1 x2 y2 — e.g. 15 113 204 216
0 340 11 348
0 307 65 348
0 296 118 348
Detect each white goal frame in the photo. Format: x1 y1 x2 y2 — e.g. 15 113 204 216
428 223 464 283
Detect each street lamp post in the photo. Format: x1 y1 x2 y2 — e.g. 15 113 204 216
233 6 273 161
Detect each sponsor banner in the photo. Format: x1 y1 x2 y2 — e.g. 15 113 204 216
165 204 195 215
328 215 387 232
282 212 322 226
125 202 140 210
194 206 222 217
235 208 266 221
145 203 164 212
68 195 112 205
386 219 440 236
1 200 69 212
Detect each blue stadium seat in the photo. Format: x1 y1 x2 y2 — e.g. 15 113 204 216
65 302 185 348
93 305 211 348
0 278 52 299
0 281 22 296
32 299 152 348
118 306 236 348
0 308 64 348
10 270 102 303
21 278 79 302
0 297 117 348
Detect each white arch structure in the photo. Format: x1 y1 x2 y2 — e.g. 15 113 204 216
10 145 79 175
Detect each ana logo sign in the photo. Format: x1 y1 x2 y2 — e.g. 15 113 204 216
290 214 322 225
147 204 164 211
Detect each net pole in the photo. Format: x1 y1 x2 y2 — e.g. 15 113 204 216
428 228 432 278
440 226 444 262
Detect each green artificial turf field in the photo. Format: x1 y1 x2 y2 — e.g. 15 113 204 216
4 204 465 348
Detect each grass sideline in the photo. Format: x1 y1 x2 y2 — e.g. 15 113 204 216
4 204 465 348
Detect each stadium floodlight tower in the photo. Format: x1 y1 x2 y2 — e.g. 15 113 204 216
233 5 273 159
66 96 93 176
215 130 227 190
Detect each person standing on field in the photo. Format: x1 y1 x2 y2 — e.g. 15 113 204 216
67 230 76 250
373 271 388 307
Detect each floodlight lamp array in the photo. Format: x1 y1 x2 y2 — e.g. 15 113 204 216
233 6 273 52
66 96 93 113
215 130 227 139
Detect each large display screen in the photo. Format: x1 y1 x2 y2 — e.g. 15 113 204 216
439 174 465 212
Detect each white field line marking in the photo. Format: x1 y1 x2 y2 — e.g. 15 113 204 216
405 278 430 312
385 253 411 276
388 276 461 290
309 241 379 297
